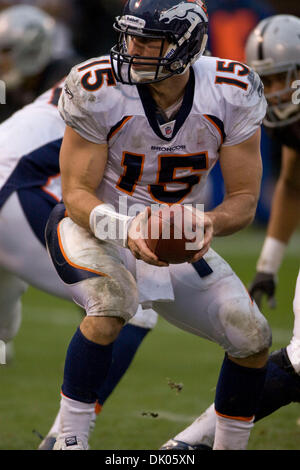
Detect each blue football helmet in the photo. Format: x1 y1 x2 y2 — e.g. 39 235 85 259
110 0 208 85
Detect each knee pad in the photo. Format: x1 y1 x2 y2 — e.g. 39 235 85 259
218 295 272 358
69 262 139 323
47 212 139 322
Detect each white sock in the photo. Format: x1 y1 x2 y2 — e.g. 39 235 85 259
213 413 254 450
58 395 96 447
287 338 300 374
174 404 216 448
286 271 300 374
47 409 61 436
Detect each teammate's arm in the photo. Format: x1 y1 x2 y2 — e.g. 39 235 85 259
60 125 108 229
206 128 262 236
266 146 300 243
249 146 300 307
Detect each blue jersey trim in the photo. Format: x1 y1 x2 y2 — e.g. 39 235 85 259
0 138 62 210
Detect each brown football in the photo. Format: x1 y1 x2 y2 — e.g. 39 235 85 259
145 205 199 264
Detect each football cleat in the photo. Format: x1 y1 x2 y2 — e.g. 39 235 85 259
38 433 57 450
160 439 212 451
269 348 299 378
269 347 300 402
53 436 88 450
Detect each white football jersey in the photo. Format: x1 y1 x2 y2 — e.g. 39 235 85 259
0 80 65 204
59 55 267 211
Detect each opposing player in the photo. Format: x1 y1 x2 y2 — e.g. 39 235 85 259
0 4 79 123
161 14 300 451
248 14 300 377
46 0 272 450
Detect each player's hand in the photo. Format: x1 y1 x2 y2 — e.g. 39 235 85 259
248 272 277 309
188 212 214 264
127 207 169 267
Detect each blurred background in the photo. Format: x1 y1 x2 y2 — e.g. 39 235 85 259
0 0 299 222
0 0 298 59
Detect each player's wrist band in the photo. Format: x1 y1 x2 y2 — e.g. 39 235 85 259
89 204 134 248
256 236 287 275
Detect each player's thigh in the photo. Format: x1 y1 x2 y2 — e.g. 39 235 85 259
0 191 71 300
46 203 139 322
153 249 271 358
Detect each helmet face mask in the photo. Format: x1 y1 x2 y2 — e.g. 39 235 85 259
245 14 300 128
110 0 208 85
260 66 300 128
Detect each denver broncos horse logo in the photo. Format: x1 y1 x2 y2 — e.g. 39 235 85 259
159 1 208 25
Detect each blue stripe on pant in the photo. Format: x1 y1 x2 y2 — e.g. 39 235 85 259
45 202 100 285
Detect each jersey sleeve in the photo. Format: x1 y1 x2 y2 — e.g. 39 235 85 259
222 70 267 147
58 62 108 145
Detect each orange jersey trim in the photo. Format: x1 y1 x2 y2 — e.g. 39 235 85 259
108 116 133 141
203 114 224 144
57 221 109 278
216 411 254 422
41 173 61 202
94 402 103 415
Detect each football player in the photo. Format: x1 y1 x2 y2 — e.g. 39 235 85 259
0 4 79 123
160 14 300 451
0 75 158 447
46 0 273 450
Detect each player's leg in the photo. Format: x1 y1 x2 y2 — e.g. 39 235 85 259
39 307 157 449
45 203 139 449
0 191 70 299
161 344 300 450
0 191 156 448
254 268 300 421
154 249 271 450
96 307 157 407
160 268 300 450
285 270 300 374
0 189 63 361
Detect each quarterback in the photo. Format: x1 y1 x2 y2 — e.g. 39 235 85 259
46 0 272 450
161 14 300 451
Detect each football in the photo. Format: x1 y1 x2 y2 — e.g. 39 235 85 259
145 205 201 264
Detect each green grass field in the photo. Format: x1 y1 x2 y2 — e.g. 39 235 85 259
0 227 299 450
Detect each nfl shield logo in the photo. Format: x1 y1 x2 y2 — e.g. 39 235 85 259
160 120 176 138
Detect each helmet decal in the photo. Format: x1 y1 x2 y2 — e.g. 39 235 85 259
160 2 208 25
245 14 300 128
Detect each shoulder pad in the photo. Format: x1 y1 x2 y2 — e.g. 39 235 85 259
64 56 118 109
214 59 264 108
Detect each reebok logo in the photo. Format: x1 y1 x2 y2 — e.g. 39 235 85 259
65 436 78 447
